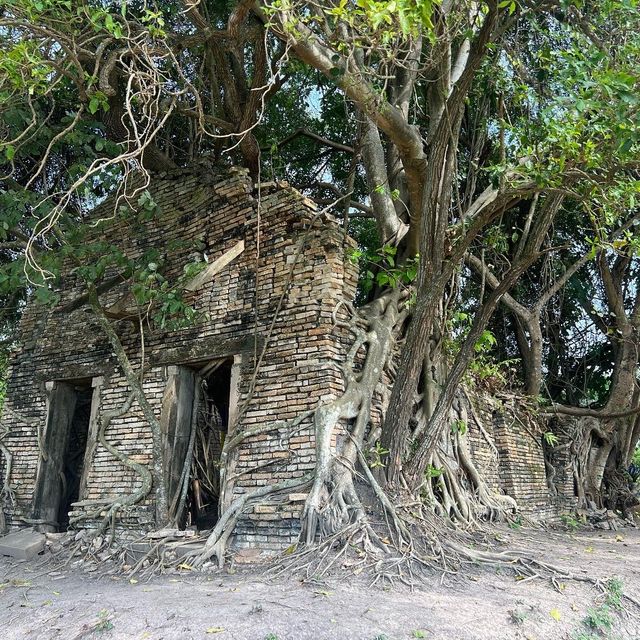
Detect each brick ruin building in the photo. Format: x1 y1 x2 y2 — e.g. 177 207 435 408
0 167 573 552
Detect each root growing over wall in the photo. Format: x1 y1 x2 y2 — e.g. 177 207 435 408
69 390 153 536
194 288 519 570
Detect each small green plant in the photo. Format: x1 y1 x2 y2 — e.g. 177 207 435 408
412 631 427 638
373 183 400 201
264 634 279 640
604 577 624 610
561 513 581 532
95 609 114 632
583 604 613 633
444 309 520 384
543 431 559 446
136 190 158 218
426 465 444 478
570 577 624 640
467 354 520 384
534 394 550 406
368 442 390 468
451 419 467 436
404 289 417 310
509 608 527 625
474 329 497 353
88 90 110 115
347 244 419 293
508 515 523 530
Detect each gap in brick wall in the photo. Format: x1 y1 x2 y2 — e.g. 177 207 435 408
175 359 233 532
34 380 94 532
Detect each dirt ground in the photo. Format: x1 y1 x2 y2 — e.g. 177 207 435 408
1 526 639 640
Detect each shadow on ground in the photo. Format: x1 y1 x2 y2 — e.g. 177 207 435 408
1 526 639 640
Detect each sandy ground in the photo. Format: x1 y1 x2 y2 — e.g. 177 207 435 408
1 526 639 640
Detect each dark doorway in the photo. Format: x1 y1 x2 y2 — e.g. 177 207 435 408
163 360 234 531
188 360 232 530
33 380 94 532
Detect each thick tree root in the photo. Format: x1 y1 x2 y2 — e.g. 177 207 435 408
190 475 313 568
69 391 152 536
300 290 408 543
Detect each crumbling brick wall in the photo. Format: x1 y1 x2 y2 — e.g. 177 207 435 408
0 165 573 546
458 392 501 494
0 167 358 547
492 396 555 518
462 391 559 519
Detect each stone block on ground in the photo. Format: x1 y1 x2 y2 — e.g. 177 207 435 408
234 547 267 564
170 540 207 560
0 530 45 560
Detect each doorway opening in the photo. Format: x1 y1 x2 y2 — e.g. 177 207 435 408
187 360 232 531
34 380 94 532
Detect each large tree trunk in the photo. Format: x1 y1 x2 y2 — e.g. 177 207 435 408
404 253 541 487
512 313 543 396
562 334 640 511
569 416 636 511
380 287 442 484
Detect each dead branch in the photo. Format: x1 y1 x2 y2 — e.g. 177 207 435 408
262 127 355 154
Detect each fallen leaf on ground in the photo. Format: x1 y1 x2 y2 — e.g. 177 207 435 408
11 579 31 587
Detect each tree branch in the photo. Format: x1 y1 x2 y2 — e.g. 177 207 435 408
262 127 354 154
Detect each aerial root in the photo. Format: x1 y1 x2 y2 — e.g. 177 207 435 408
190 475 313 569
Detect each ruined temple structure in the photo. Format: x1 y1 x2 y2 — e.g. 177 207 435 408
0 167 572 552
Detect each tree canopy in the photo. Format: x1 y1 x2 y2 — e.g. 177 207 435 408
1 0 640 547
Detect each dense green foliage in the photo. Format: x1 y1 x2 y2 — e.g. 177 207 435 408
0 0 638 398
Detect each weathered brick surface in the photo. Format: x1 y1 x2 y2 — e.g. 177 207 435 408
0 166 570 548
0 167 358 547
465 392 560 519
